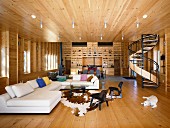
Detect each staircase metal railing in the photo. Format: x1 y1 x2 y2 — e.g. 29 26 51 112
128 34 159 88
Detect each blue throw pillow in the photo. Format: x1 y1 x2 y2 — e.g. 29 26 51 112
36 78 46 88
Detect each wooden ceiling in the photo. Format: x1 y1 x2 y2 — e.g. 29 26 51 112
0 0 170 42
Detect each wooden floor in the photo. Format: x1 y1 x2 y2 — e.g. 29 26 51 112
0 76 170 128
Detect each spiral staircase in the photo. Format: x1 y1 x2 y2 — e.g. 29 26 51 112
128 34 159 88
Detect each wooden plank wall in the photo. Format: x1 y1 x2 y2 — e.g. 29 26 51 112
165 31 170 91
0 77 8 94
0 30 60 86
9 32 18 85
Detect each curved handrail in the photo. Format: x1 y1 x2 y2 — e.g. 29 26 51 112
128 35 159 87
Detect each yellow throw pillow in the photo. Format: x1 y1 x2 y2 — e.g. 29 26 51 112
42 77 51 85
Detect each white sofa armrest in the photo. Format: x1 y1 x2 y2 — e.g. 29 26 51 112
93 79 99 88
0 93 11 107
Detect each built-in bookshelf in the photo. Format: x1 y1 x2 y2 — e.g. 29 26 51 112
62 42 123 75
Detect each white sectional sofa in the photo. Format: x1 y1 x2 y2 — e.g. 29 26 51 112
0 80 62 113
0 74 99 113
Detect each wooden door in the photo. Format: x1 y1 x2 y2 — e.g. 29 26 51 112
65 60 71 74
114 59 120 76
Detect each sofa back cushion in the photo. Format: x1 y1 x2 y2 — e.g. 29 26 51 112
42 77 51 85
27 80 39 89
5 86 16 98
80 74 87 81
36 78 46 88
73 75 81 81
12 83 34 98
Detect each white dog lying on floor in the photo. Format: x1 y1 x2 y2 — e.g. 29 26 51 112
141 95 158 108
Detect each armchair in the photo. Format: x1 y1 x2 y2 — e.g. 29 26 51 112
90 90 109 110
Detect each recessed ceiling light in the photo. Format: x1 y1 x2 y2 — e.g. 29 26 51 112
31 14 36 19
136 22 139 28
104 21 107 28
143 14 147 19
72 21 75 28
122 34 124 40
40 20 43 28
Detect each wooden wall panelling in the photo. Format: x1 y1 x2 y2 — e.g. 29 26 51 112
41 42 45 71
44 42 48 70
9 32 18 85
37 41 41 72
53 43 55 69
165 32 170 91
48 42 51 70
122 42 129 76
57 43 60 66
52 43 54 69
31 42 37 72
1 30 9 79
50 43 53 69
55 43 58 69
18 38 24 82
159 38 165 74
19 69 57 83
0 77 8 94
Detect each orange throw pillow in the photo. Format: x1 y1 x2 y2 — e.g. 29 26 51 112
87 75 93 82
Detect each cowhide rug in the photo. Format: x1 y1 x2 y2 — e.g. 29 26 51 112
61 90 98 116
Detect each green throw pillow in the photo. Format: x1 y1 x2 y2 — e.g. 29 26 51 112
57 77 66 82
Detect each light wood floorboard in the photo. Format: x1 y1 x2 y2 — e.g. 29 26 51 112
0 76 170 128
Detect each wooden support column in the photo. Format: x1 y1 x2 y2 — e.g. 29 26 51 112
165 30 170 91
31 42 37 72
37 41 41 72
18 38 24 82
9 32 18 84
41 42 45 71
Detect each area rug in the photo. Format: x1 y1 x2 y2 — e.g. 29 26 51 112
61 90 98 116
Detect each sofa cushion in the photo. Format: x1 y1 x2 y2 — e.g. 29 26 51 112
46 82 62 91
27 80 39 89
36 78 46 88
73 75 81 81
7 91 61 107
71 81 93 86
12 83 34 98
87 75 93 82
42 77 51 85
5 86 16 98
80 74 87 81
91 76 98 83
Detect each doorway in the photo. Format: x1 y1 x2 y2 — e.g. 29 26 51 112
114 59 120 76
65 60 71 74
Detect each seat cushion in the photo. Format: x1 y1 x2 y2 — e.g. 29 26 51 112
71 81 93 86
45 82 62 91
7 91 61 107
12 83 34 98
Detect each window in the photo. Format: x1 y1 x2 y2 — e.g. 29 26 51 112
24 51 27 73
23 41 31 74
